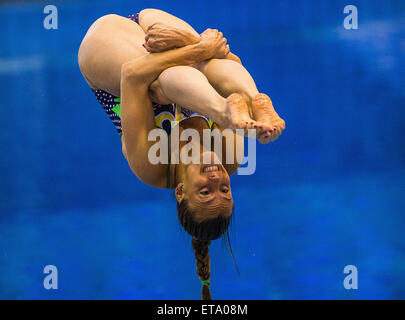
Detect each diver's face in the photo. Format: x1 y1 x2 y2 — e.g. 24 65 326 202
182 152 233 221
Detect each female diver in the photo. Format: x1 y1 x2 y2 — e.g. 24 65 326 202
78 9 285 300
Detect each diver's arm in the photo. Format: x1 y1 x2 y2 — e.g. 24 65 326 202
123 44 209 85
123 29 227 86
120 66 168 188
120 37 224 188
143 22 201 52
144 24 241 64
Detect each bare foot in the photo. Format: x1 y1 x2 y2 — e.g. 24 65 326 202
224 93 273 139
251 93 285 144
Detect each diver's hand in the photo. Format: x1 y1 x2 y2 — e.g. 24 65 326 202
199 28 230 59
144 23 200 53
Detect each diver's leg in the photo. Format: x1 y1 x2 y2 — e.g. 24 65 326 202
196 59 258 107
78 14 148 97
150 65 272 137
251 93 286 142
136 8 284 141
79 14 270 139
196 58 286 143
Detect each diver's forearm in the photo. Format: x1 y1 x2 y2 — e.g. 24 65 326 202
173 29 201 47
144 25 201 52
122 42 212 85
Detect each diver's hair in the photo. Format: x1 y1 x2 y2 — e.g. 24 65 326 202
177 199 232 241
177 199 238 300
192 238 212 300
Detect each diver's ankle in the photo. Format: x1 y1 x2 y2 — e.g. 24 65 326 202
217 98 232 128
206 97 228 128
243 90 259 107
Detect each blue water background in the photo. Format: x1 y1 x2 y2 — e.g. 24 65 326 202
0 0 404 299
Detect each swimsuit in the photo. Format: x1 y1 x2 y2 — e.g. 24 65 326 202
92 13 214 187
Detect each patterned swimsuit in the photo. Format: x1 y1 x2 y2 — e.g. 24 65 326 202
92 13 213 138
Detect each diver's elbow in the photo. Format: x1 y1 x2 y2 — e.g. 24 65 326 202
121 56 155 85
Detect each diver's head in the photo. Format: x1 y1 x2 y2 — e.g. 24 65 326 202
175 151 234 239
174 151 235 300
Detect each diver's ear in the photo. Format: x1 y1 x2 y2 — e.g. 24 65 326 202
175 183 185 203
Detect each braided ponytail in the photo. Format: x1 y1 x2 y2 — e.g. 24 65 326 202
177 198 236 300
192 238 212 300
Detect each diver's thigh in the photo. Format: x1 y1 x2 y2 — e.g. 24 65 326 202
78 14 147 96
